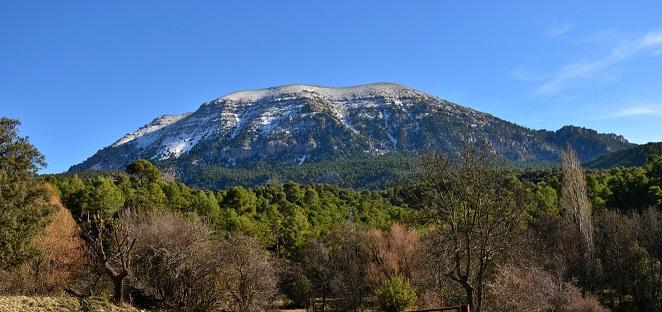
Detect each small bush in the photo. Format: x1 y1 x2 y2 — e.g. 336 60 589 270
376 276 417 312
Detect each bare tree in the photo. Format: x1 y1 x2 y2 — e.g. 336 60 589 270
130 211 222 310
328 223 372 312
219 234 277 312
297 239 334 311
420 149 530 312
79 210 136 305
560 147 594 255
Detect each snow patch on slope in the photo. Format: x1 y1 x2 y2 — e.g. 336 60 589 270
112 113 190 147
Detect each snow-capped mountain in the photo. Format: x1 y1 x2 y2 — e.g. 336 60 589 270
71 83 632 173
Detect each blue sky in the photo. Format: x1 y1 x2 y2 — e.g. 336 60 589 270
1 1 662 173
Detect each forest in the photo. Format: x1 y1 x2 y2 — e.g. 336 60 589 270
1 116 661 312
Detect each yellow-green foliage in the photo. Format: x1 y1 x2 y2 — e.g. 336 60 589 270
376 276 416 312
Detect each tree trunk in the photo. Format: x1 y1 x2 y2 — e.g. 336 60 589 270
464 284 476 312
112 276 124 305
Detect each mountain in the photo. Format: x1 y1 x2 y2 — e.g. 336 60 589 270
70 83 633 187
539 125 634 163
587 142 662 169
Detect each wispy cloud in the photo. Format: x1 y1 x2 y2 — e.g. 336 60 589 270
518 29 662 94
593 106 662 120
546 22 572 38
641 31 662 47
511 66 548 82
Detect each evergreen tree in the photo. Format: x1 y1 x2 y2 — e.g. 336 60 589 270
0 118 57 269
126 159 161 184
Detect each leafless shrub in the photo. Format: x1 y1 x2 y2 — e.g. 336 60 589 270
485 264 608 312
486 264 557 312
557 285 608 312
218 233 277 312
130 211 221 310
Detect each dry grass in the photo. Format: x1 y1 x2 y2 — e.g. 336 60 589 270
0 296 142 312
0 296 311 312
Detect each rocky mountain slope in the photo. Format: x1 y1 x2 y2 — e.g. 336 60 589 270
70 83 633 176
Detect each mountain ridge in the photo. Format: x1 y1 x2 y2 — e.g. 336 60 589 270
70 83 633 185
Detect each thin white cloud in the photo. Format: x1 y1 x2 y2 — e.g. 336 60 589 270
546 22 572 38
593 106 662 120
641 31 662 47
522 29 662 94
511 66 548 82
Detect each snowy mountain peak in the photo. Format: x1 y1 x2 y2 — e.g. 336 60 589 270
217 82 419 103
72 83 633 174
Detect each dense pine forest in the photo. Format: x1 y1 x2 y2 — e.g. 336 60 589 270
2 117 661 312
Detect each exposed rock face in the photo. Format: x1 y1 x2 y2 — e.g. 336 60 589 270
71 83 633 172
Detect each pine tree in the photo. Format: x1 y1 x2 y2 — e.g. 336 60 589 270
0 117 57 269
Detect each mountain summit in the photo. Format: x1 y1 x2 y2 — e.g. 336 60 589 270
71 83 632 175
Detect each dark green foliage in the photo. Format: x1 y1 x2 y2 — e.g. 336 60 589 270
279 266 313 308
587 142 662 169
585 156 662 212
126 159 162 184
0 118 57 269
60 176 125 218
51 170 410 256
180 154 418 189
516 155 662 214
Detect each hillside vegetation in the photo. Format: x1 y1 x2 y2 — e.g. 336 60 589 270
587 142 662 169
2 117 661 312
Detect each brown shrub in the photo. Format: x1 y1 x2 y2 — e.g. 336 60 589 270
558 286 609 312
218 234 277 312
485 264 608 312
365 223 422 289
130 211 221 310
487 264 557 312
0 184 85 295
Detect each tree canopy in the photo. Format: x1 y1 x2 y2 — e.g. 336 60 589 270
0 118 56 269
